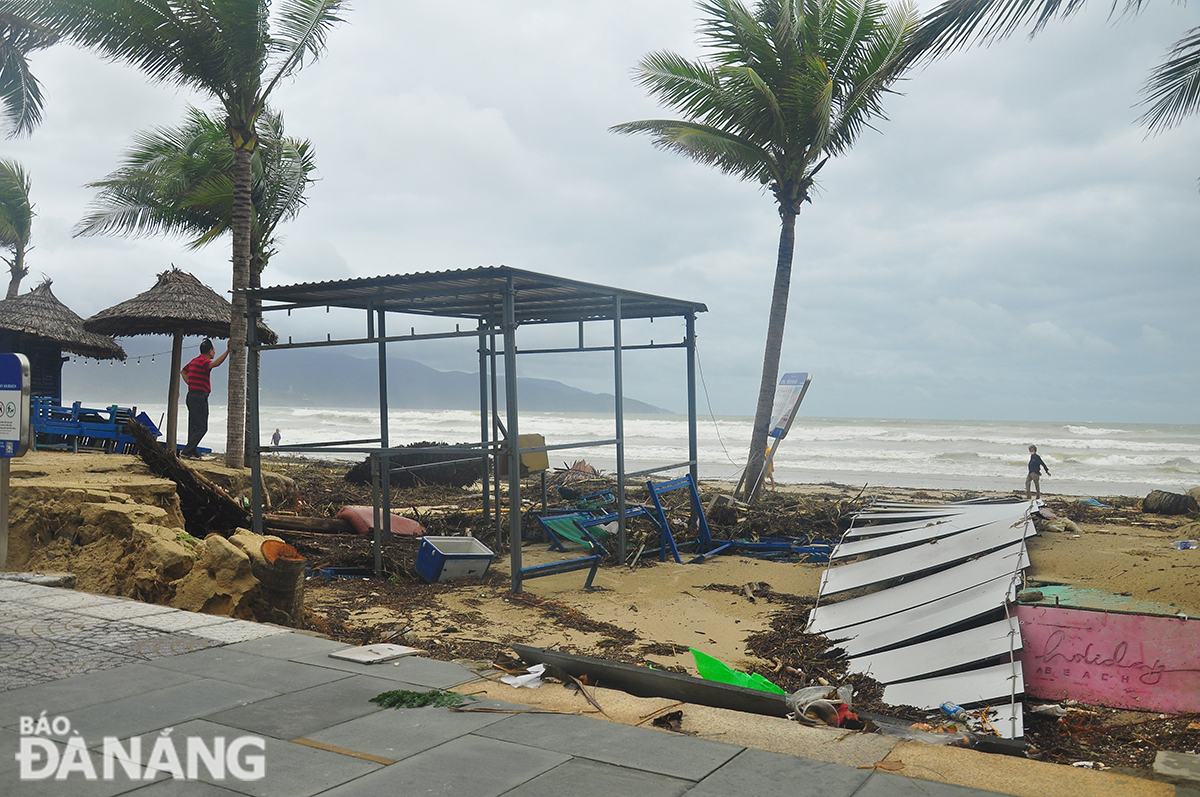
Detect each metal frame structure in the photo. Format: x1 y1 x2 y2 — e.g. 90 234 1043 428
241 266 707 591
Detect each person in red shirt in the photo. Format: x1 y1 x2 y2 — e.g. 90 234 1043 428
179 339 228 459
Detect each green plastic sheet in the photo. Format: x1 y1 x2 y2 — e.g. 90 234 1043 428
690 648 785 694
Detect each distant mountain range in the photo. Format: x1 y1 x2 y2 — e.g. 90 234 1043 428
63 347 671 414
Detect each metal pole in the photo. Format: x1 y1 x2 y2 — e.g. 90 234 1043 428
504 277 522 591
248 307 263 536
478 321 490 525
0 458 8 569
490 328 502 545
686 312 698 488
376 307 390 577
613 295 626 562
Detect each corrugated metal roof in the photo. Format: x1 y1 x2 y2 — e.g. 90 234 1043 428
242 266 708 324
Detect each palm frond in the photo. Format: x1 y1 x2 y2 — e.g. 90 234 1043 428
0 12 57 136
260 0 345 102
1138 25 1200 132
0 157 32 250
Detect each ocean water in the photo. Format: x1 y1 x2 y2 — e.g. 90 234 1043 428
113 402 1200 498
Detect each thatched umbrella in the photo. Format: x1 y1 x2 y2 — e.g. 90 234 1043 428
84 268 276 450
0 280 127 360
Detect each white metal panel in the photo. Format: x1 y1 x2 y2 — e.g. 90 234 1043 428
985 702 1025 739
807 543 1028 634
834 517 1014 560
829 574 1017 657
883 661 1024 712
820 518 1034 596
843 503 1024 540
848 618 1021 685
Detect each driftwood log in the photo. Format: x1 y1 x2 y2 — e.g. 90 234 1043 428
344 441 481 488
261 514 355 535
129 420 250 537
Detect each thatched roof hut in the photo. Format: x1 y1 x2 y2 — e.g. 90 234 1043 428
0 280 126 360
0 280 126 403
83 267 277 344
83 268 276 451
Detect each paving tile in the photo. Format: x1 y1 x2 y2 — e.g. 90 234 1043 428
66 602 178 621
301 701 510 761
0 663 197 720
317 734 570 797
284 648 478 688
501 757 692 797
0 584 64 602
5 642 141 684
116 781 250 796
0 611 111 638
145 647 351 693
683 747 870 797
130 719 381 797
203 675 408 740
0 602 60 621
854 772 1008 796
44 622 220 660
219 634 343 660
183 622 290 646
24 592 125 610
21 678 277 743
0 731 154 796
120 612 237 634
475 712 742 781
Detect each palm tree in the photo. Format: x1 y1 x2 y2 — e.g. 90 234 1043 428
0 13 57 136
910 0 1200 144
76 104 317 281
612 0 918 499
0 158 33 298
4 0 346 468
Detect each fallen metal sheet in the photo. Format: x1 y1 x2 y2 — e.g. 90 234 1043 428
883 660 1024 715
820 518 1034 596
1017 604 1200 713
807 542 1028 634
843 503 1024 540
1019 585 1188 618
834 517 1015 560
829 574 1018 657
980 702 1024 740
849 617 1021 685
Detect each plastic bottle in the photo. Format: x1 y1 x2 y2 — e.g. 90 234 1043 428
1171 540 1198 550
940 701 972 723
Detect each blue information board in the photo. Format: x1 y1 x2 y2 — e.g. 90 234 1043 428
0 353 30 458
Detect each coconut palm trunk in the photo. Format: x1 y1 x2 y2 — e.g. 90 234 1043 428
226 142 254 468
744 207 797 497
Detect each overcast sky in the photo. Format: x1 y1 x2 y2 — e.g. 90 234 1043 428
7 1 1199 422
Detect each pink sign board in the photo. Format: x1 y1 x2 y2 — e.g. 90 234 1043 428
1017 605 1200 714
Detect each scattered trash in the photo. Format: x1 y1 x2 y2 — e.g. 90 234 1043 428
1029 704 1069 717
1079 498 1111 508
1071 761 1107 770
857 760 904 772
1170 540 1198 550
785 685 862 728
1017 589 1044 602
941 701 973 724
371 689 466 709
651 710 697 736
691 648 785 694
500 663 547 689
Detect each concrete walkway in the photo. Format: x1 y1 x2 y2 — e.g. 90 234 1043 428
0 578 1167 796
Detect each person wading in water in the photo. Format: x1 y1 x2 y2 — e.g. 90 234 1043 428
180 339 228 460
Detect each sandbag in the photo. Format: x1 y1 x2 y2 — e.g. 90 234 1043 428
1142 490 1200 516
335 505 425 536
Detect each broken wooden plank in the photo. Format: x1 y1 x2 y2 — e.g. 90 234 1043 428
262 514 355 534
807 543 1028 634
849 617 1021 685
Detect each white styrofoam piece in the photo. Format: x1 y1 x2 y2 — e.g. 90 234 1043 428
849 617 1021 685
883 660 1025 712
820 516 1033 596
834 517 1014 560
807 543 1028 634
328 643 423 664
829 574 1018 657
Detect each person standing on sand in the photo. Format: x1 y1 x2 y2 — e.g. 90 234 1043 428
1026 445 1051 499
271 428 281 447
180 339 228 460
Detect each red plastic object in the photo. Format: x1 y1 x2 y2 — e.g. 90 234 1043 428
335 505 425 537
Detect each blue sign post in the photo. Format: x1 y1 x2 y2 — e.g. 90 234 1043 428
0 353 30 568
